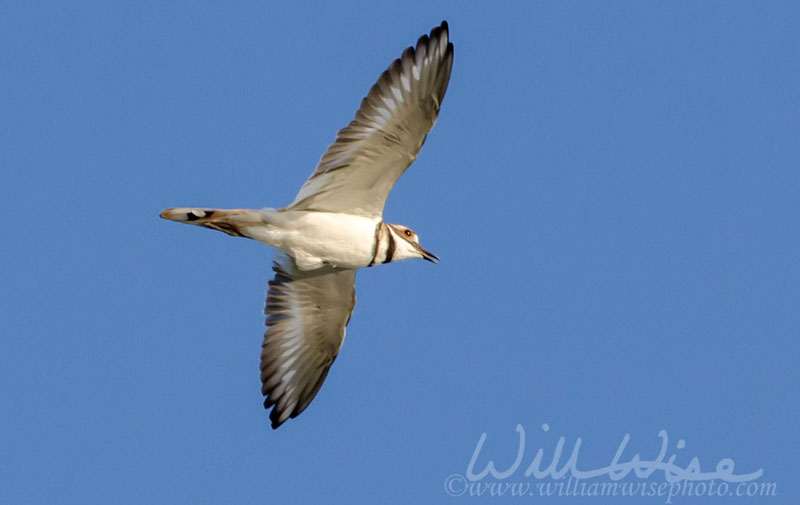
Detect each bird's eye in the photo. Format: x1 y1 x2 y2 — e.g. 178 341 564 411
404 229 413 237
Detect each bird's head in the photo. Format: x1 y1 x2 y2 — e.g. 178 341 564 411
387 224 439 263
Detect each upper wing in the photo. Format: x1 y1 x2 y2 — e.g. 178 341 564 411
260 251 357 429
287 21 454 218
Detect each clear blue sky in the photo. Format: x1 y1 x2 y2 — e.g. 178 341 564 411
2 2 798 504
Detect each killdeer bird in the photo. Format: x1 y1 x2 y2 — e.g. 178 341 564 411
161 21 453 428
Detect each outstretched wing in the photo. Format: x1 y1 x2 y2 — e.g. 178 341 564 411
260 251 357 429
288 21 454 218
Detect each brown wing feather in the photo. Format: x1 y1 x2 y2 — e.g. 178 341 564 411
288 21 454 218
260 252 357 429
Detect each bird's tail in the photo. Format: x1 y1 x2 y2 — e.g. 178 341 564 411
159 207 264 238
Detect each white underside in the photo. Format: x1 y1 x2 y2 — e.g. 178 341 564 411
243 209 380 270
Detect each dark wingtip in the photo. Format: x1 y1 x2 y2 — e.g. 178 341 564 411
269 407 285 429
433 20 449 40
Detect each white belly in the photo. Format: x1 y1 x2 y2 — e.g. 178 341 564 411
246 210 379 270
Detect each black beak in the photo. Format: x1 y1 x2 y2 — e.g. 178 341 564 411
421 247 439 264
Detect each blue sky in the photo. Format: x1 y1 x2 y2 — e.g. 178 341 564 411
2 2 798 503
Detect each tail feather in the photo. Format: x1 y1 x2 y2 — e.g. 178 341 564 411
160 207 262 238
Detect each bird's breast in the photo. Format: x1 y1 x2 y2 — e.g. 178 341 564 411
263 211 381 269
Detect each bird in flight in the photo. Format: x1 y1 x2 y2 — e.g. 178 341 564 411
161 21 454 429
